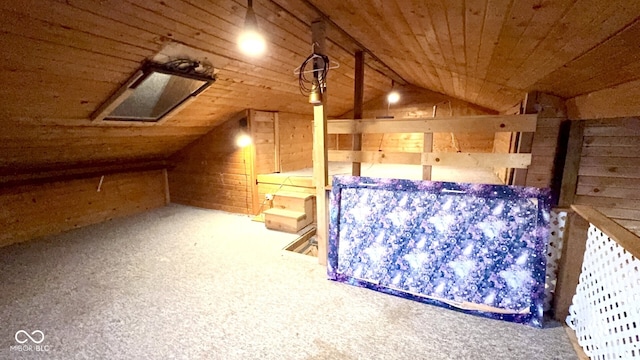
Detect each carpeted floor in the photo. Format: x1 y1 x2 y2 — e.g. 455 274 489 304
0 204 578 359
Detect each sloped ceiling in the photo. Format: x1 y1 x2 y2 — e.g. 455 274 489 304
0 0 390 172
1 0 640 172
290 0 640 112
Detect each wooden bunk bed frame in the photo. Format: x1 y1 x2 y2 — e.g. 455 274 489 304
256 113 539 264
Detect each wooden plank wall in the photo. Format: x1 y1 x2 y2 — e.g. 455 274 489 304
574 117 640 235
168 115 254 214
522 93 567 190
251 110 276 175
0 169 167 248
525 118 564 189
329 84 496 154
279 112 313 172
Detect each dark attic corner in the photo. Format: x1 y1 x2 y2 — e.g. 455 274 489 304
1 0 639 359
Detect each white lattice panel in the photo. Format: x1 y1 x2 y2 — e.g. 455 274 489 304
567 225 640 359
545 210 567 311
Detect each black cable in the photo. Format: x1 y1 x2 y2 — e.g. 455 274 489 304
298 52 330 96
163 59 214 77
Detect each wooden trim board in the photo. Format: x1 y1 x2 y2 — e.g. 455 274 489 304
564 326 590 360
328 150 532 169
572 205 640 259
327 114 537 134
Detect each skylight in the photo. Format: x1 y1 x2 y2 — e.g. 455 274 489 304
92 61 215 123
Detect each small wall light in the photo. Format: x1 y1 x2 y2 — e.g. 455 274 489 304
236 118 252 148
238 0 266 57
236 133 252 148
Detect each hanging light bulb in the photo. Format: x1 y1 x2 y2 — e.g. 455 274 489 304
238 0 266 57
387 90 400 104
387 79 400 105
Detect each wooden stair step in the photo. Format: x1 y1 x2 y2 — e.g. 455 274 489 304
273 192 315 214
263 208 306 220
274 191 315 200
264 208 310 233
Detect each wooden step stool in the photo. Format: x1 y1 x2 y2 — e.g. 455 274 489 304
263 192 315 233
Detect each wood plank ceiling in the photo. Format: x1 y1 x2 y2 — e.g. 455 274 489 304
293 0 640 113
1 0 640 172
0 0 390 172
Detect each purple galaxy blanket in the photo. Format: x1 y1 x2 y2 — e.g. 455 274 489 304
327 175 551 327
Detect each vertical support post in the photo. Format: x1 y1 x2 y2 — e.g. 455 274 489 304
422 133 433 180
274 112 281 173
558 121 584 207
311 20 329 265
247 109 260 215
553 211 590 321
351 51 364 176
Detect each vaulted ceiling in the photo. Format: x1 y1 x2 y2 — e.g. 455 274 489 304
290 0 640 112
1 0 639 172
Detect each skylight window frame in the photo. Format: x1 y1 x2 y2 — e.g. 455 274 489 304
91 61 215 124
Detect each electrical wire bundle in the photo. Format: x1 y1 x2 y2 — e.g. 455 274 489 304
163 58 214 78
297 52 330 97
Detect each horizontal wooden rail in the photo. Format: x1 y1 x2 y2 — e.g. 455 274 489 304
0 159 168 188
255 174 315 188
327 114 537 134
328 150 532 169
572 205 640 259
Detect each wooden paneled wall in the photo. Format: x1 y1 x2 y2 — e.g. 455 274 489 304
168 113 254 214
0 169 167 248
574 117 640 235
524 118 564 189
250 110 276 175
279 112 313 172
329 85 495 153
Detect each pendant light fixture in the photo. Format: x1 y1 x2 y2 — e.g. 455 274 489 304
384 80 400 117
238 0 266 57
387 80 400 105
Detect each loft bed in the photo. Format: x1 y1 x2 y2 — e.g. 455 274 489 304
257 162 504 203
266 112 552 327
259 162 503 185
257 114 537 198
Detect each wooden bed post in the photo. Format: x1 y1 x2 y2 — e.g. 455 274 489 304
351 51 364 177
311 20 330 265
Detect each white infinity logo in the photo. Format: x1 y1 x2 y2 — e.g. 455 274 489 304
15 330 44 344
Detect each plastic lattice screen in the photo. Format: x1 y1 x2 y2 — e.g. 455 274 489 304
544 210 567 311
567 224 640 359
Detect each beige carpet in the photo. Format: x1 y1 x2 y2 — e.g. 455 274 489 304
0 204 578 359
